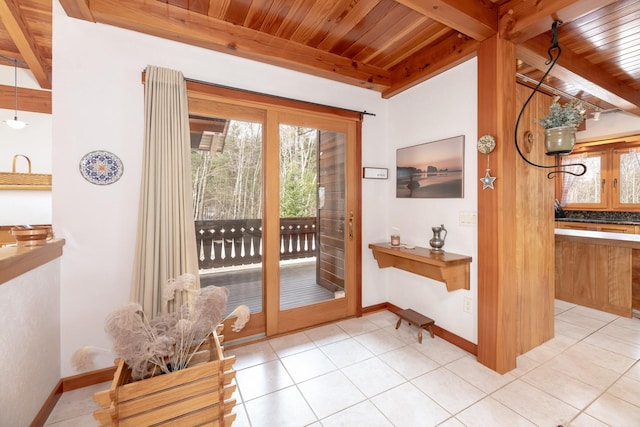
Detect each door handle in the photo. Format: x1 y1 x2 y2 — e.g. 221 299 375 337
348 211 354 241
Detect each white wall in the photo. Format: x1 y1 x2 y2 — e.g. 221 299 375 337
579 110 640 141
386 59 478 344
0 260 61 427
0 65 52 225
53 1 388 376
0 101 52 225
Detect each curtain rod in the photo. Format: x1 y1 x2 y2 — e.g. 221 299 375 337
182 76 376 118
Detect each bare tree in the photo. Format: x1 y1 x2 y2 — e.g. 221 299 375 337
191 120 317 221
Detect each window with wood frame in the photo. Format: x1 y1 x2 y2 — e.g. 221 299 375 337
557 137 640 211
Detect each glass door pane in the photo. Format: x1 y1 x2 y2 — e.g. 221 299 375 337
191 116 264 317
561 153 603 205
278 125 345 310
317 130 347 298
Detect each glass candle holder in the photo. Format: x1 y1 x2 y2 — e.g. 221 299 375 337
390 234 400 246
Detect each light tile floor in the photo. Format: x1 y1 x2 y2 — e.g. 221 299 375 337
45 300 640 427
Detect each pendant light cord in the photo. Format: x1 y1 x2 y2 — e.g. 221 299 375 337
13 58 19 118
514 21 587 179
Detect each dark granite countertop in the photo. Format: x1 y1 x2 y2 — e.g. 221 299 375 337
555 210 640 226
556 218 640 226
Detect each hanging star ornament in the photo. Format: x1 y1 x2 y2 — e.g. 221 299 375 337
477 135 497 190
480 169 496 190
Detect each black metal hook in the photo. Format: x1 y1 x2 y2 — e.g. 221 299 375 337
546 155 587 179
546 21 562 65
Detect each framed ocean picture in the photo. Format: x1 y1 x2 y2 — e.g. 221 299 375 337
396 135 464 198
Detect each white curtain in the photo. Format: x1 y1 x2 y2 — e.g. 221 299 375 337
131 65 200 317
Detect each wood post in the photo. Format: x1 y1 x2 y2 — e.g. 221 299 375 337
477 34 555 373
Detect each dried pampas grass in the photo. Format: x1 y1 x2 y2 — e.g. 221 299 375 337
71 346 93 371
224 305 251 332
191 285 229 337
71 346 103 371
163 273 197 312
102 274 237 380
72 273 250 380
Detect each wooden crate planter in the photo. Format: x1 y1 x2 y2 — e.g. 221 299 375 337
93 327 237 426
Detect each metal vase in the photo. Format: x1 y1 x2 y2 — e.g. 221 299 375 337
544 126 576 155
429 224 447 252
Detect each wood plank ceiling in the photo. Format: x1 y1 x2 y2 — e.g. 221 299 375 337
0 0 51 89
2 0 639 117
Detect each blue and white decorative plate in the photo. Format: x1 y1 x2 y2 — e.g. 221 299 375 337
79 150 123 185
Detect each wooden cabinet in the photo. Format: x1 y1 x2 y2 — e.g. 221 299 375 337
555 231 640 317
598 223 639 234
555 221 638 234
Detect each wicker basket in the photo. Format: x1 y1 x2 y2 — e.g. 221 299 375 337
0 154 52 187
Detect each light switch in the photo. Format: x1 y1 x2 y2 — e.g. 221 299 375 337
459 211 477 226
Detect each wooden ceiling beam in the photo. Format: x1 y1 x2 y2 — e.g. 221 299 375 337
58 0 95 22
518 35 640 115
66 0 391 92
0 84 51 114
499 0 618 44
0 50 25 67
0 0 52 89
395 0 497 40
384 32 479 98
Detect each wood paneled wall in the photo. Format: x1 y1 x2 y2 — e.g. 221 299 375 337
514 84 556 355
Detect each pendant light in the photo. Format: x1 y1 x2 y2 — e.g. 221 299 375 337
4 58 27 130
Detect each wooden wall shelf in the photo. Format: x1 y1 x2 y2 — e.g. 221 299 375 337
368 243 471 291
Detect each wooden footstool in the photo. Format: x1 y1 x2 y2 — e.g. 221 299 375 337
395 309 435 344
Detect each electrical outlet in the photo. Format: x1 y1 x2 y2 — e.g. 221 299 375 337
463 297 472 314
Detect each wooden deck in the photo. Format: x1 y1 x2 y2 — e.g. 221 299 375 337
200 259 336 315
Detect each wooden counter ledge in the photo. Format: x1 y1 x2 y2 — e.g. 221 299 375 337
0 239 65 285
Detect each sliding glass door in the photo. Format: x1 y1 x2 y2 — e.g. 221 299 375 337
268 111 358 335
188 89 360 340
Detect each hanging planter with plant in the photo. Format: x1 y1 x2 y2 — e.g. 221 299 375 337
538 99 585 155
514 21 587 178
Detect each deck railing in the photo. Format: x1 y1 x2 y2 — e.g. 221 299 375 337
195 217 317 270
